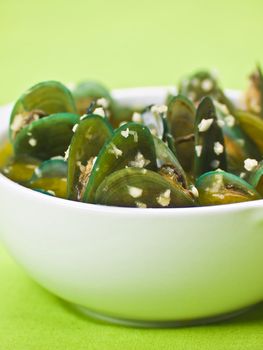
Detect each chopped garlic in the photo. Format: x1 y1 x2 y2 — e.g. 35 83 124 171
190 185 199 198
213 141 224 155
51 156 64 160
132 112 142 123
128 186 143 198
47 190 56 196
198 118 214 132
108 143 123 159
240 172 246 179
97 97 109 108
210 173 224 193
28 138 37 147
217 119 225 128
151 105 168 114
121 128 130 138
195 145 203 157
10 114 25 132
201 79 213 91
210 159 220 169
64 145 70 161
34 168 42 177
3 167 10 174
76 157 97 199
129 130 138 142
225 115 235 127
128 151 150 168
92 157 97 167
156 189 171 207
119 121 128 127
136 201 147 208
72 124 79 133
244 158 258 172
93 107 105 117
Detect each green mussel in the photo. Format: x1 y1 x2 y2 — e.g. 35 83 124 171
194 96 227 177
13 113 79 160
10 81 77 141
67 114 113 200
179 70 234 113
95 167 195 208
166 95 195 172
83 122 157 203
196 170 261 206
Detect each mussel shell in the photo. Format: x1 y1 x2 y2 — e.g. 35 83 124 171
235 111 263 155
215 104 260 174
27 158 68 198
248 160 263 196
153 135 188 188
67 114 114 200
83 122 157 203
13 113 79 160
72 81 113 116
196 170 261 206
10 81 77 141
194 97 227 177
95 167 196 208
179 70 234 113
167 95 195 171
30 158 67 181
29 178 67 198
1 155 40 183
245 66 263 117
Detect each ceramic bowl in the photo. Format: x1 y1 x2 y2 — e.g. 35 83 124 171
0 87 263 327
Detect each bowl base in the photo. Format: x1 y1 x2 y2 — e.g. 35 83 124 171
70 303 258 328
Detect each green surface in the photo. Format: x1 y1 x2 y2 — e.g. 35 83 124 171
1 244 263 350
1 0 263 349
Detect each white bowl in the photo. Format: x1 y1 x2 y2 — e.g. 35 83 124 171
0 87 263 327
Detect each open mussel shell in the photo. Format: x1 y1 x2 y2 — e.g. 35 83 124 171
235 111 263 155
10 81 77 141
167 95 195 172
28 158 68 198
83 122 157 203
72 80 113 116
67 114 113 201
13 113 79 160
194 97 227 177
248 161 263 196
25 159 68 198
29 178 67 198
196 170 261 206
179 70 234 113
215 102 260 174
245 65 263 117
30 158 67 180
153 135 188 188
1 155 40 183
95 167 196 208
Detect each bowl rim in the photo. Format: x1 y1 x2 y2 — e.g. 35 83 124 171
1 85 262 216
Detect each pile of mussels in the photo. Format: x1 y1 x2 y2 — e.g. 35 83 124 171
1 68 263 208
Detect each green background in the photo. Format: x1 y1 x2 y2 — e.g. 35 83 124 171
1 0 263 349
